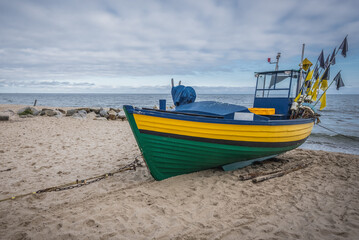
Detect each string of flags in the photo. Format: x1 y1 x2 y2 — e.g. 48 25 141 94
294 35 348 110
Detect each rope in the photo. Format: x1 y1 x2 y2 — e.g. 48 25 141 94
0 157 143 203
317 124 357 141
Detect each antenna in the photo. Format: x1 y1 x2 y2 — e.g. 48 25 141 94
267 52 281 71
275 52 281 71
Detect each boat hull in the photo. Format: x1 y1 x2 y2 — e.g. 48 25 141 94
123 105 314 180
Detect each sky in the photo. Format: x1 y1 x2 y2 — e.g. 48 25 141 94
0 0 359 94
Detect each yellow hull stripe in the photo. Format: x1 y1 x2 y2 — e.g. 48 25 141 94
134 114 314 143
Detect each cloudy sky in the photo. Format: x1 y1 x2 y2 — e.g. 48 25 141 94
0 0 358 93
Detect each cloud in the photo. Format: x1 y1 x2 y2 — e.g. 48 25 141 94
1 80 95 88
0 0 358 92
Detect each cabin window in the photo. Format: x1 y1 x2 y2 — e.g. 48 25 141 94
257 73 274 91
255 71 299 98
274 72 291 89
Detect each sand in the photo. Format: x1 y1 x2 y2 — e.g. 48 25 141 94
0 104 358 240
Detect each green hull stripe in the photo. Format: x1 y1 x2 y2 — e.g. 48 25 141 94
139 129 307 148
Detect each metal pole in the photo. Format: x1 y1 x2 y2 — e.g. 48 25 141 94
275 52 281 71
298 44 305 95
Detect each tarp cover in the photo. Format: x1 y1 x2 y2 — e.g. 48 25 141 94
175 101 250 116
171 85 196 106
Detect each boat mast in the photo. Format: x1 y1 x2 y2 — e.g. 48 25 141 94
275 52 281 71
268 53 281 70
298 43 305 95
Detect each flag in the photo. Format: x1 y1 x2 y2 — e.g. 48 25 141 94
313 65 319 80
330 47 336 65
303 67 310 80
324 54 330 68
294 90 302 102
320 79 328 91
321 66 330 81
311 77 320 101
320 92 327 110
301 58 313 71
306 80 312 94
333 72 345 90
339 36 348 57
305 69 313 81
318 50 325 69
306 88 312 96
312 77 320 90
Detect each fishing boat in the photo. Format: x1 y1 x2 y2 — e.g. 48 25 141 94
123 68 316 180
123 36 349 181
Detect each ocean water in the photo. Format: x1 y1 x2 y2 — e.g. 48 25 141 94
1 93 358 155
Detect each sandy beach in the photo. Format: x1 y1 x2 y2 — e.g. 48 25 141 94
0 104 358 240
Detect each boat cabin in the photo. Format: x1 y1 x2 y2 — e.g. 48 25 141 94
253 70 300 119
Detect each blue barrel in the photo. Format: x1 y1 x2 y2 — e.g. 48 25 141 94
159 99 166 110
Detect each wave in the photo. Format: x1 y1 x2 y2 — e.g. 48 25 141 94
309 133 359 142
304 133 359 155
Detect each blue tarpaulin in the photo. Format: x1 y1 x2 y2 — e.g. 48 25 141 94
171 85 196 106
175 101 250 116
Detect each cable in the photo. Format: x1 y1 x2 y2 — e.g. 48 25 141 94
317 124 357 141
0 157 143 203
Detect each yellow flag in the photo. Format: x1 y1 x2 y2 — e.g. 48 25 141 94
320 92 326 110
310 77 320 101
294 90 302 102
301 58 313 71
320 79 328 91
312 77 320 90
306 88 312 96
305 70 313 81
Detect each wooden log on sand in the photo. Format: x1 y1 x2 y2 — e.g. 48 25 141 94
0 115 9 121
239 169 283 181
252 163 310 183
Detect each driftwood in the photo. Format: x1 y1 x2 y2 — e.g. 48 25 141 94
252 163 310 183
239 162 310 183
0 115 9 121
239 169 283 181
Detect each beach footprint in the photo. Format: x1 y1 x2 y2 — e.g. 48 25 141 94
85 219 98 228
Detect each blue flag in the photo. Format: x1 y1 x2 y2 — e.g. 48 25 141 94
318 50 325 69
321 66 330 81
333 72 345 90
339 36 348 57
324 54 330 68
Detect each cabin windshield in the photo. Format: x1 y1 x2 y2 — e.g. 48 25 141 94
255 71 298 98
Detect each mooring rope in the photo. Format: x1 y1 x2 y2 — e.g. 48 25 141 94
317 124 357 141
0 157 143 203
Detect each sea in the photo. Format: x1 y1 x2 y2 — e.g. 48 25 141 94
1 93 358 155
